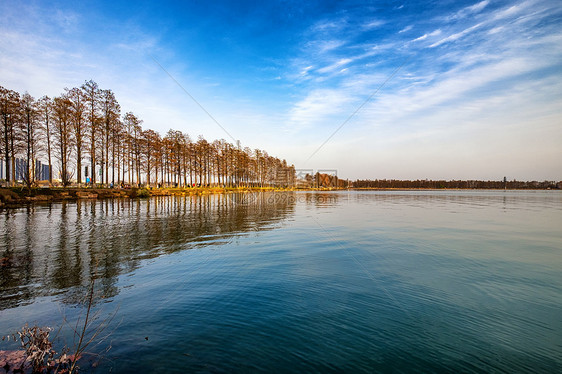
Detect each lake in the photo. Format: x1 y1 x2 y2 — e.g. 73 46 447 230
1 190 561 373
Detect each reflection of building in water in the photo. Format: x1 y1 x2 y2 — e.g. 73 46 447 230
0 192 296 309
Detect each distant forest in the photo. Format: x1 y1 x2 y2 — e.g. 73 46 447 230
0 82 295 188
351 179 561 190
286 174 560 190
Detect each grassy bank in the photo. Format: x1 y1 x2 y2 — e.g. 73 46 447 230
0 186 311 208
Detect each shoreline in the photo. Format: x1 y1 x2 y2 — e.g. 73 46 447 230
1 186 559 209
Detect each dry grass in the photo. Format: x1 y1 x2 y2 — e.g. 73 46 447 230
1 276 117 373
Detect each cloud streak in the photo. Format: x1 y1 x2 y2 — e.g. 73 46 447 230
443 0 490 21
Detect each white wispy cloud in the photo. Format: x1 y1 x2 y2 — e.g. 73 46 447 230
442 0 490 21
288 88 356 128
399 25 413 33
317 58 353 74
362 19 386 30
308 39 346 53
430 23 482 47
299 65 314 77
412 29 442 42
465 0 490 14
310 18 349 33
491 2 527 21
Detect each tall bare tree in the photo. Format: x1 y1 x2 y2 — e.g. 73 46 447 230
21 92 39 188
123 112 142 186
67 87 87 185
0 86 20 185
111 118 123 185
53 95 74 186
38 96 54 183
142 129 161 187
82 80 100 185
100 89 120 185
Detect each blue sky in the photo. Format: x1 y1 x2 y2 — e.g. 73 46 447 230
1 0 561 180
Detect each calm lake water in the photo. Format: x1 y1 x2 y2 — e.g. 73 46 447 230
1 190 561 373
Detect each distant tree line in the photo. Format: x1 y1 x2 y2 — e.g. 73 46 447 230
352 179 561 189
0 82 295 188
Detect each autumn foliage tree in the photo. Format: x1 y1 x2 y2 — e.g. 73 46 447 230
67 87 86 185
1 86 20 185
1 82 295 188
82 80 100 185
52 95 74 186
20 92 41 188
37 96 54 184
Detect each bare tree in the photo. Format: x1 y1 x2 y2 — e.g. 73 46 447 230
82 80 100 185
181 133 192 187
53 95 74 186
101 89 120 185
0 86 20 185
38 96 54 184
142 129 161 187
111 118 123 185
21 92 39 188
67 87 87 185
123 112 142 186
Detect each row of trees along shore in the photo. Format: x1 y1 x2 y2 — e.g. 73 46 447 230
1 82 296 188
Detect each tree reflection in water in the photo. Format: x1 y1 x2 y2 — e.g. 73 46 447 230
0 192 297 309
